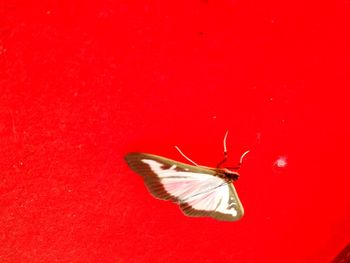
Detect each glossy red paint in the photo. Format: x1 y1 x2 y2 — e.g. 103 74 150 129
1 1 349 262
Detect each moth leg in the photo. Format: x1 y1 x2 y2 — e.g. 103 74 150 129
224 151 250 169
217 130 229 167
216 152 228 168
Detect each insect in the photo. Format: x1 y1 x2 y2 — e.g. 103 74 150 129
124 131 250 221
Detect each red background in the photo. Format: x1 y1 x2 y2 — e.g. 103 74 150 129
1 1 349 262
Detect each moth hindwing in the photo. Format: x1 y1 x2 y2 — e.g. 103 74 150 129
125 152 244 221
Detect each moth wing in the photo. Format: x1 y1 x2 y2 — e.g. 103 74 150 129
180 181 244 221
125 153 216 200
125 153 244 221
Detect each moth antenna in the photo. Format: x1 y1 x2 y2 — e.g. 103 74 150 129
223 129 229 154
174 146 199 166
239 150 250 165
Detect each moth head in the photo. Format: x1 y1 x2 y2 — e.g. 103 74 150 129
223 169 240 181
230 172 240 181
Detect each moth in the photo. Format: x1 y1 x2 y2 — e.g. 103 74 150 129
125 131 249 221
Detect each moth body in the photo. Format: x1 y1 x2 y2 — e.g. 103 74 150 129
212 168 240 182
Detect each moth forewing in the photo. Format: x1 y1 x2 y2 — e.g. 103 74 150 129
125 152 244 221
125 153 217 176
125 152 217 201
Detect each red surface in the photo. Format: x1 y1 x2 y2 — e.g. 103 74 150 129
1 1 349 262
